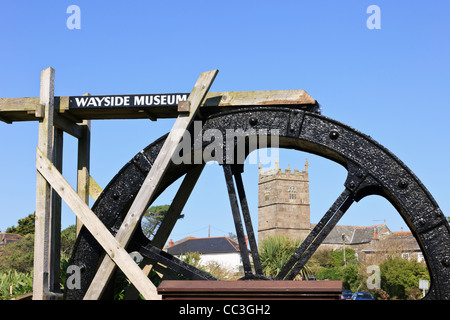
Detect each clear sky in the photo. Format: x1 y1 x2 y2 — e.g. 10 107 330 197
0 1 449 243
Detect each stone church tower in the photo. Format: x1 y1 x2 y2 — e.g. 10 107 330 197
258 159 311 245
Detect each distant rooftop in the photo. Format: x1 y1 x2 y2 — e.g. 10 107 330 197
0 233 23 246
166 236 240 256
311 224 392 245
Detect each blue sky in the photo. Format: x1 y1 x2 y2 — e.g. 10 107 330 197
0 1 449 242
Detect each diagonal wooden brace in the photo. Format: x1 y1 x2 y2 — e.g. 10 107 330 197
35 147 160 300
83 69 218 300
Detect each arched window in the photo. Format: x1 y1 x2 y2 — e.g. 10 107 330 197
264 190 270 202
288 186 297 200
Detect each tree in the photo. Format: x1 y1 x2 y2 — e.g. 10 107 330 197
0 234 34 273
380 257 429 300
227 232 238 243
331 248 358 267
259 235 311 280
141 205 173 239
313 248 361 291
5 213 35 236
60 225 77 256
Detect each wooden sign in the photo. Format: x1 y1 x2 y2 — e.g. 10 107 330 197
69 93 189 109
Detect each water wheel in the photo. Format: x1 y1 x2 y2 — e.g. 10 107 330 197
64 106 450 300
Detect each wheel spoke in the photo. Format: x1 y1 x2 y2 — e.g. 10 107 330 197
222 164 253 277
139 244 217 281
231 165 263 275
276 188 354 280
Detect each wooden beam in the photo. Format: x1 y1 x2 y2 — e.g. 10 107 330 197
53 114 83 138
33 67 55 300
0 96 41 112
0 89 316 122
35 147 160 300
0 113 12 124
83 69 218 300
203 89 315 106
138 109 157 121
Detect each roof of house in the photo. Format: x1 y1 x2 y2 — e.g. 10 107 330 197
310 224 391 245
166 236 240 255
0 233 23 245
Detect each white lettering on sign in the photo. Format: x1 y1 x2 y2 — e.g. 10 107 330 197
70 94 189 109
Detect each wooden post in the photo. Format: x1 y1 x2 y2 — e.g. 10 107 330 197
83 69 218 300
49 126 63 291
33 67 55 300
76 118 91 235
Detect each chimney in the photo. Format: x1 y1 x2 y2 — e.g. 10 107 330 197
168 239 174 248
372 228 379 241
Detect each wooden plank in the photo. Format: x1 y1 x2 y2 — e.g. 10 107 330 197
157 280 342 300
33 67 55 300
35 147 160 300
0 96 41 112
0 90 316 122
84 69 218 300
203 89 315 106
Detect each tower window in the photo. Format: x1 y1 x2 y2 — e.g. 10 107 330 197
288 186 297 200
264 190 270 202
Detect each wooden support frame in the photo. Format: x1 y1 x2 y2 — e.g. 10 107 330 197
31 68 218 300
1 67 318 300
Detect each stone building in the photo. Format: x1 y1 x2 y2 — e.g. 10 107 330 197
257 159 310 245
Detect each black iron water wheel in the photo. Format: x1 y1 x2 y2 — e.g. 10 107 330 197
64 107 450 300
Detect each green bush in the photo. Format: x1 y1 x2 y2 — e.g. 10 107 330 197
0 234 34 274
259 235 310 279
0 270 33 300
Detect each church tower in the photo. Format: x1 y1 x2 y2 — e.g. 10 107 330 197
258 159 311 245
